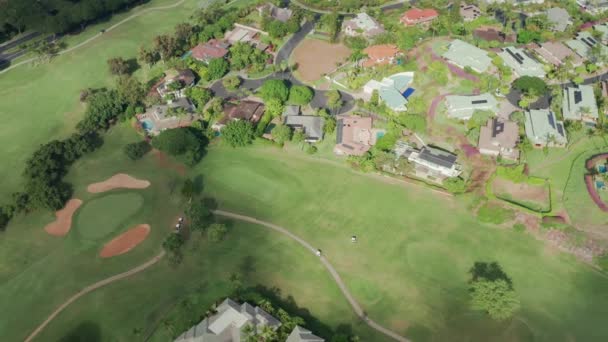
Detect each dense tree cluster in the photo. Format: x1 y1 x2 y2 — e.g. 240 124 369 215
151 128 206 166
0 0 143 36
222 120 255 147
468 262 520 321
123 141 151 160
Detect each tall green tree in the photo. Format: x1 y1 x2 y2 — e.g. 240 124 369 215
222 120 255 147
259 79 289 103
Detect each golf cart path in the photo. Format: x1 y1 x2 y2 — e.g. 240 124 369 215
1 0 190 75
213 209 411 342
24 251 165 342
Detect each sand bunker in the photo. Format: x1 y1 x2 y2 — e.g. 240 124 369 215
99 224 151 258
87 173 150 193
44 199 83 236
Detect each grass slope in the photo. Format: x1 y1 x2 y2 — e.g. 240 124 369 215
0 0 211 201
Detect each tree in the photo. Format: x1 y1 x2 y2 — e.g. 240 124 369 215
153 35 178 61
138 46 159 67
443 177 467 194
207 223 228 242
123 141 151 160
292 130 305 145
116 76 145 108
181 179 194 199
77 89 125 132
223 75 241 90
271 124 292 145
151 128 205 165
186 200 212 231
512 76 547 95
107 57 131 75
207 58 229 80
325 90 343 113
266 20 288 38
468 262 520 321
185 87 213 109
259 79 289 103
288 85 314 105
162 233 184 264
222 120 255 147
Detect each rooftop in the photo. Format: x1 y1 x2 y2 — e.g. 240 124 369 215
524 109 567 146
362 44 400 67
473 26 516 43
343 13 385 37
460 3 482 21
478 118 520 160
190 39 230 61
445 93 499 120
562 84 599 121
286 326 325 342
498 46 546 78
284 115 325 141
401 8 439 24
363 72 414 112
533 41 584 66
335 115 374 156
546 8 571 32
565 31 608 62
418 146 458 169
442 39 492 72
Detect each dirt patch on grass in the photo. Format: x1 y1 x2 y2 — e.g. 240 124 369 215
87 173 150 193
153 149 186 175
292 39 350 82
44 199 83 236
99 224 150 258
493 177 550 211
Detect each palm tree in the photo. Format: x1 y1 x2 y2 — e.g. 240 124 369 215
243 324 258 342
258 325 277 341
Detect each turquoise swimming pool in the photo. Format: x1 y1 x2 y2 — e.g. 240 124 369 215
141 119 155 132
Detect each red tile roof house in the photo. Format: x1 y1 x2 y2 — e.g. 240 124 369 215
190 39 230 63
400 8 439 26
212 100 265 131
334 115 383 156
361 44 402 68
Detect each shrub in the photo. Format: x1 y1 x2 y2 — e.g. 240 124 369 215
207 223 228 242
444 177 467 194
477 203 515 225
259 79 289 103
496 165 527 183
288 85 314 105
512 223 526 232
305 144 318 155
222 120 255 147
124 141 151 160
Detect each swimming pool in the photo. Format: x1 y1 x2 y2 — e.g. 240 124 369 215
597 180 605 189
141 119 155 132
598 165 607 174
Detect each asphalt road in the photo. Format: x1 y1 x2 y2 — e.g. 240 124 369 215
0 32 40 53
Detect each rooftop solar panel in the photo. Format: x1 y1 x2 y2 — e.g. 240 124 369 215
547 112 556 129
557 123 564 136
472 100 488 104
574 90 582 104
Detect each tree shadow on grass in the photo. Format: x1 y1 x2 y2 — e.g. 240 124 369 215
59 321 101 342
469 261 512 287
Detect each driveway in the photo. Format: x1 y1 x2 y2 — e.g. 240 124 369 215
275 20 314 65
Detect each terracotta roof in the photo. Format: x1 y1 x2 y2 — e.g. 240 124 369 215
191 39 229 61
223 100 265 123
473 27 516 43
401 8 438 24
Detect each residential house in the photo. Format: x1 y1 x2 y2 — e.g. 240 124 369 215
213 100 265 131
546 8 571 32
334 115 383 156
408 146 462 180
594 23 608 44
442 39 492 72
342 13 385 39
286 326 324 342
498 46 546 78
139 97 197 135
484 0 545 4
532 41 584 66
460 3 482 22
445 93 499 120
524 109 567 147
174 298 281 342
284 113 326 142
156 69 196 98
478 118 520 160
400 8 439 26
473 26 516 43
565 31 608 62
225 24 270 52
361 44 401 67
282 105 301 117
562 84 599 125
363 72 415 112
190 39 230 63
257 3 293 22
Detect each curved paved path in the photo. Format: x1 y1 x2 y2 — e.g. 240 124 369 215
0 0 190 75
24 251 165 342
213 209 410 342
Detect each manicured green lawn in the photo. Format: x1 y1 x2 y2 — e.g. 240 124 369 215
0 0 218 201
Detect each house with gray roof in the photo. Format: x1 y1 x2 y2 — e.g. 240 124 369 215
565 31 608 63
174 298 281 342
524 109 567 147
257 3 293 22
546 8 571 32
363 72 414 112
562 84 599 125
284 115 326 142
442 39 492 72
577 0 608 14
498 46 546 78
460 3 482 22
408 146 462 180
140 97 197 135
445 93 499 120
286 326 324 342
594 23 608 44
342 13 385 38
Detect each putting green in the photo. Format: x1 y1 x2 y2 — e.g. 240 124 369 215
74 192 144 241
